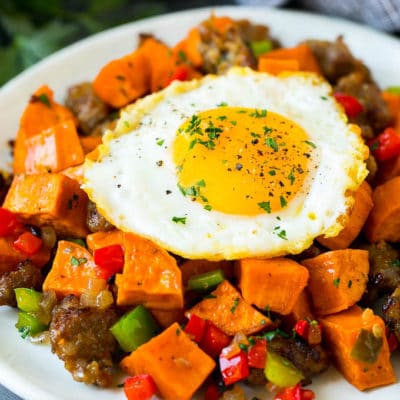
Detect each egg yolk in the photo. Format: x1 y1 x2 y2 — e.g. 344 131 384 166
173 107 315 215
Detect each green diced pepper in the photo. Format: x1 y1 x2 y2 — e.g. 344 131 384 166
14 288 42 313
386 86 400 95
250 40 273 58
188 269 225 292
350 328 383 364
16 311 47 338
264 350 304 387
110 304 159 352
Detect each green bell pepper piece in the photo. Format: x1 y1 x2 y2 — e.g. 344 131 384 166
350 328 383 364
250 40 273 57
14 288 42 313
110 304 159 352
386 86 400 95
16 311 47 338
187 269 225 292
264 350 304 387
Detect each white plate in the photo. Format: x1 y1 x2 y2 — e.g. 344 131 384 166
0 5 399 400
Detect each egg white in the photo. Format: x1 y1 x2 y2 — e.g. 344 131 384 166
83 67 368 260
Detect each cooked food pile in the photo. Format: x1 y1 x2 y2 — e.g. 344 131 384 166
1 13 400 400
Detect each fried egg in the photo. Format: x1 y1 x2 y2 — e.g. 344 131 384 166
83 67 368 260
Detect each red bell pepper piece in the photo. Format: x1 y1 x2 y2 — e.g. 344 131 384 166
333 92 364 118
94 244 124 280
166 65 190 86
294 320 309 339
247 338 267 369
200 320 231 358
0 208 21 237
13 231 42 256
184 314 206 343
368 127 400 162
294 320 322 345
274 384 315 400
124 374 157 400
204 382 220 400
386 327 399 353
219 348 249 385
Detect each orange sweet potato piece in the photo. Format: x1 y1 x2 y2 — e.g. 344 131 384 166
237 257 309 315
3 173 88 238
180 259 233 287
86 230 124 252
93 50 150 108
282 289 315 330
320 306 396 390
121 323 215 400
60 164 84 185
0 236 50 276
364 176 400 242
258 58 300 75
151 308 185 329
13 85 76 174
317 181 373 249
258 44 321 74
24 119 84 174
173 27 203 68
43 240 106 298
115 233 183 309
79 136 102 154
301 249 369 315
187 280 271 336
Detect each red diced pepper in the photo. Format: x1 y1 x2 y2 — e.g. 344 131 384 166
247 338 267 369
274 384 315 400
94 244 124 280
166 65 190 86
219 348 249 385
200 320 231 358
184 314 206 343
368 127 400 162
0 208 21 237
334 92 364 118
13 231 42 256
204 382 220 400
294 320 309 339
385 327 399 352
294 320 322 345
124 374 157 400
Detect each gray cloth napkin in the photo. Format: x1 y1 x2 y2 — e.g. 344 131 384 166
237 0 400 31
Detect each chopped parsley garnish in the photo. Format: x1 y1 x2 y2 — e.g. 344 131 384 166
204 204 212 211
70 256 87 266
348 280 353 288
203 293 217 299
277 230 287 240
268 169 276 176
250 132 261 138
239 343 249 351
280 196 287 208
258 201 271 213
36 93 51 107
391 259 400 267
260 319 266 325
172 216 187 224
177 50 188 62
303 140 317 149
217 115 227 121
230 297 240 313
320 96 328 100
230 120 237 126
263 126 273 135
288 168 295 185
333 278 341 288
250 109 267 118
156 139 165 146
18 326 30 339
217 101 228 107
265 137 278 152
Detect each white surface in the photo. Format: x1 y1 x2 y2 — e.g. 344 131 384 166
0 5 399 400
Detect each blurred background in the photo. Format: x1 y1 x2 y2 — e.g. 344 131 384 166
0 0 239 86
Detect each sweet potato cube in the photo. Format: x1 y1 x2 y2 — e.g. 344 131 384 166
24 119 84 174
3 173 88 237
79 136 102 154
317 181 373 250
43 240 106 298
115 233 183 309
282 289 315 330
0 236 50 276
237 257 309 315
320 306 396 390
301 249 369 315
151 308 185 329
86 230 124 252
120 323 215 400
187 280 271 336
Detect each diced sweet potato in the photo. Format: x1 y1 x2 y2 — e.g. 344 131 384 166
317 181 373 249
43 240 106 298
282 289 315 330
0 236 50 276
180 259 233 287
151 308 185 329
3 173 88 238
115 233 183 309
120 323 215 400
187 280 271 336
79 136 102 155
320 306 396 390
364 176 400 242
86 230 125 252
258 58 300 75
301 249 369 315
24 119 84 174
237 257 309 315
60 164 84 185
